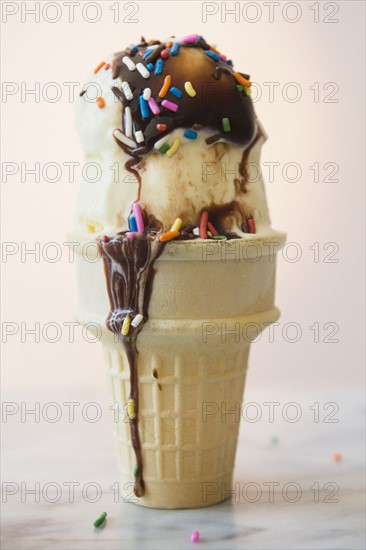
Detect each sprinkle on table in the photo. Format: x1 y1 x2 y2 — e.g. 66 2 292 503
191 530 200 543
94 61 106 74
93 512 107 528
222 117 231 132
104 63 111 71
159 75 172 98
184 81 196 97
96 97 105 109
332 452 342 462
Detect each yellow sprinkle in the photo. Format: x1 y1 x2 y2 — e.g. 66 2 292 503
126 399 136 420
244 86 251 96
184 81 196 97
171 218 182 232
121 315 131 336
166 138 180 158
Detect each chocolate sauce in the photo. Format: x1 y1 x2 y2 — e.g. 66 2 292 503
98 236 164 496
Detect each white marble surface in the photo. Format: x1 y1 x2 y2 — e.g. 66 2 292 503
2 386 365 550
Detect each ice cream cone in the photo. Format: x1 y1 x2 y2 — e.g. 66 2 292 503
74 233 285 508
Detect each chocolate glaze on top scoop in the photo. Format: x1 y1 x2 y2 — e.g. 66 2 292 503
111 35 256 154
95 35 261 497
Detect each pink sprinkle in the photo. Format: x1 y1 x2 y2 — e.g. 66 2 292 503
161 99 179 112
182 34 200 43
219 54 227 61
148 97 161 115
191 530 200 543
132 202 145 232
126 232 136 240
104 63 111 70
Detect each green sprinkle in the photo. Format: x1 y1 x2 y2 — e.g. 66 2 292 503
93 512 107 528
133 464 139 477
236 84 244 92
213 235 227 240
222 117 231 132
271 436 279 445
159 143 170 154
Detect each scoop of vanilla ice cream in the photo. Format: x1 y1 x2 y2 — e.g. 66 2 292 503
75 50 272 237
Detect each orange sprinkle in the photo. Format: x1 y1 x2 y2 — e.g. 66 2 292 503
159 230 179 242
94 61 106 74
96 97 105 109
233 72 251 88
332 452 342 462
158 75 172 98
166 41 173 48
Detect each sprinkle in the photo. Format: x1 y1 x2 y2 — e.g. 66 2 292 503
222 117 231 132
236 84 244 92
166 137 180 157
93 512 107 528
271 436 279 445
156 123 167 131
182 34 200 43
96 97 105 109
133 464 139 477
135 130 144 143
171 218 182 232
121 81 133 101
130 45 138 52
129 215 138 232
170 42 180 56
147 63 154 71
113 129 136 149
220 54 227 61
104 63 111 71
94 61 106 74
205 50 220 61
207 221 218 236
205 134 221 145
159 143 170 154
193 227 200 236
122 316 131 336
148 97 160 115
154 135 170 149
124 106 132 137
166 41 173 48
248 218 256 233
139 95 149 119
143 88 151 100
191 530 200 543
333 452 342 462
207 231 213 238
136 62 150 79
122 56 136 71
212 235 227 240
159 230 179 242
199 211 209 239
131 314 143 328
142 49 153 60
184 129 197 140
244 86 251 96
159 75 172 98
126 232 137 240
170 86 183 99
127 398 136 420
184 81 196 97
102 235 109 243
161 99 179 112
155 59 164 75
133 202 145 232
227 59 233 66
160 49 169 60
232 71 251 88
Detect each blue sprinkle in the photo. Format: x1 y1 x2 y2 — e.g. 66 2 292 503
227 59 233 66
139 95 149 119
130 45 138 52
129 215 138 232
205 50 220 61
142 50 153 60
155 59 164 75
170 42 180 56
170 86 183 99
183 130 198 140
147 63 154 71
